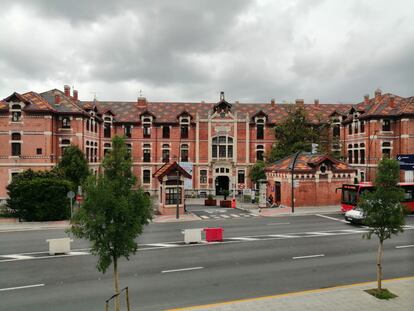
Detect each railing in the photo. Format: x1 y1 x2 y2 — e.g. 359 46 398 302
105 287 130 311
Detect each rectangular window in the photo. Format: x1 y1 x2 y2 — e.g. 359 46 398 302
36 148 42 155
200 170 207 184
333 125 340 138
181 149 188 162
382 148 391 159
11 143 21 156
166 188 181 205
348 124 352 135
143 170 151 184
104 123 111 138
353 150 359 164
219 145 226 158
382 119 391 131
360 149 365 164
257 150 264 161
62 117 71 129
143 125 151 138
212 145 217 158
238 170 245 184
257 125 264 139
162 149 170 162
360 121 365 133
12 111 21 122
143 149 151 162
162 126 170 139
124 125 132 138
181 125 188 139
348 150 352 164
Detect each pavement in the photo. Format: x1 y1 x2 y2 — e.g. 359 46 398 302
167 277 414 311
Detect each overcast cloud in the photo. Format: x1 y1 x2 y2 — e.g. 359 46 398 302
0 0 413 103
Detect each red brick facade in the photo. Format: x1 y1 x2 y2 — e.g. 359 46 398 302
0 87 413 201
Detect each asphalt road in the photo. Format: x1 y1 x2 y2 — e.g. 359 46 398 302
1 214 413 311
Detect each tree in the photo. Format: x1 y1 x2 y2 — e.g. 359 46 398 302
70 136 152 311
249 161 266 187
7 169 72 221
359 158 406 295
267 105 318 163
57 145 90 189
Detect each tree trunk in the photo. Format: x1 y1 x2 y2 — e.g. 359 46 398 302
377 240 383 291
113 258 120 311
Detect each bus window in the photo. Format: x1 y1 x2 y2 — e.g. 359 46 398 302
342 188 358 205
403 186 414 201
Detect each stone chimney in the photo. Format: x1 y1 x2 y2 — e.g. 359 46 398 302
64 85 70 97
270 98 276 107
73 90 78 101
55 94 61 104
389 95 396 108
374 88 382 100
137 96 147 108
364 94 370 104
314 99 319 106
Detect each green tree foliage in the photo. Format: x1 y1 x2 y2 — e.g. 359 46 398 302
249 161 266 185
359 158 406 291
57 145 90 189
7 169 72 221
267 105 318 163
71 136 152 311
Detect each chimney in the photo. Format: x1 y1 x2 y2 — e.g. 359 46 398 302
295 99 304 106
364 94 370 104
314 99 319 106
73 90 78 101
389 95 396 108
55 94 61 104
374 88 382 99
137 96 147 108
64 85 70 97
270 98 276 107
220 91 225 101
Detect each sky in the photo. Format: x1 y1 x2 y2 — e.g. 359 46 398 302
0 0 413 104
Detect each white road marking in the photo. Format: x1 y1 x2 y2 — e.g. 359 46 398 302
162 267 204 273
200 215 209 219
315 214 347 223
145 243 179 248
1 254 34 260
221 215 230 218
229 237 258 241
395 245 414 249
266 222 290 226
0 283 45 292
242 214 251 217
230 214 240 218
268 234 296 238
307 232 334 236
293 254 325 260
68 251 90 256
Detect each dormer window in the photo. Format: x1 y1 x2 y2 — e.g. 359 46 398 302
348 124 353 135
256 118 265 139
142 117 152 138
180 117 189 139
162 126 170 139
11 104 22 122
62 116 71 129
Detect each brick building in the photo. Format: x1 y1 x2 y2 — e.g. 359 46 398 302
0 86 413 201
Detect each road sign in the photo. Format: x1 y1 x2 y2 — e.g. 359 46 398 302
76 195 83 202
67 191 75 199
397 154 414 170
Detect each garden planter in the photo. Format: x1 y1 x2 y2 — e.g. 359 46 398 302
204 199 217 206
220 200 231 208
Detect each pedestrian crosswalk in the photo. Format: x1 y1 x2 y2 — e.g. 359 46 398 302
197 213 255 220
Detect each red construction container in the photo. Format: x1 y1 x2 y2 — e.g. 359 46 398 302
204 227 223 242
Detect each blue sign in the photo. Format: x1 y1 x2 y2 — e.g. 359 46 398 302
397 154 414 170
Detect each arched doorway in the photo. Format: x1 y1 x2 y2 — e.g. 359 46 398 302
215 176 229 195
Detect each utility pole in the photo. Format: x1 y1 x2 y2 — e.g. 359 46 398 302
176 170 180 219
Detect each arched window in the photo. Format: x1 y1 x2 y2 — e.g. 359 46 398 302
104 143 111 156
180 117 189 139
256 145 264 161
212 136 233 159
11 104 22 122
181 144 189 162
142 117 152 138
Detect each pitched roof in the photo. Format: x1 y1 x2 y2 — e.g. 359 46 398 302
266 153 356 173
39 89 86 115
152 162 192 180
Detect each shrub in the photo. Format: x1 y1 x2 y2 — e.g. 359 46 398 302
7 170 72 221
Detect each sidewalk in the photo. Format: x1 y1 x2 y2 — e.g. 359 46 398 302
0 219 70 232
240 205 341 217
167 277 414 311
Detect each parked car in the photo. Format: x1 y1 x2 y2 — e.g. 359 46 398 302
344 207 366 224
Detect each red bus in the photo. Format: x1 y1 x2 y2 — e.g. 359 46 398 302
340 182 414 213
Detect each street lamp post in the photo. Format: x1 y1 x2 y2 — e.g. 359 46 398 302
176 170 180 219
290 151 301 214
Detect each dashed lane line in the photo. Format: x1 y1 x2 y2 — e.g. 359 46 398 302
293 254 325 260
315 214 348 223
161 267 204 274
229 237 259 241
0 283 45 292
395 244 414 249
